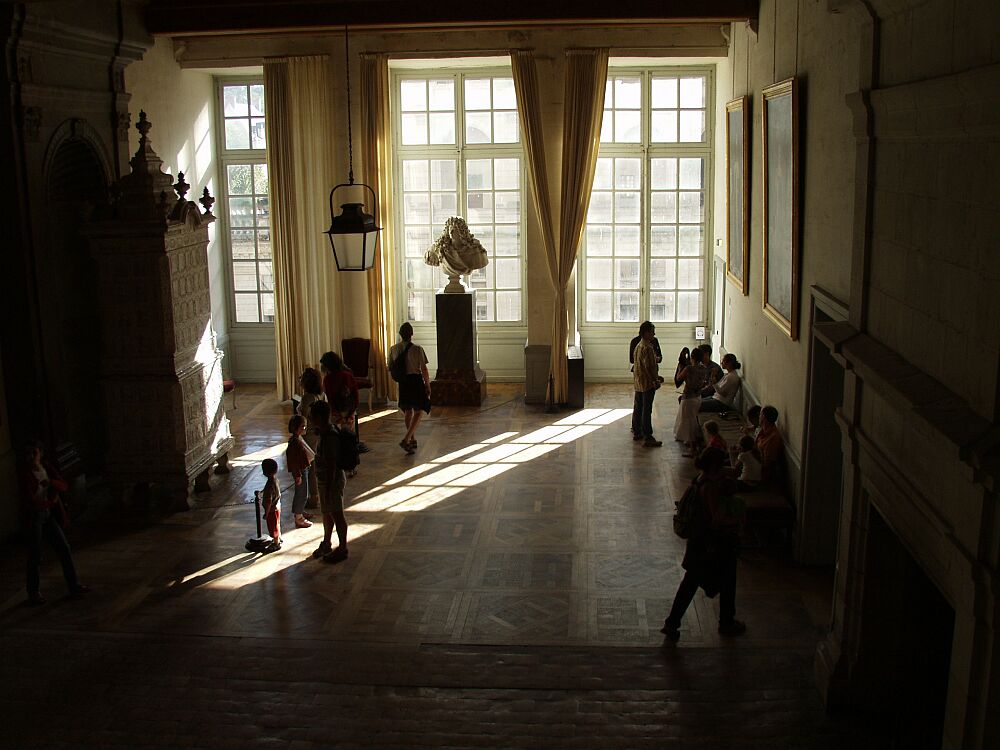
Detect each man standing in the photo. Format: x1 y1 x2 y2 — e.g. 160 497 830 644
631 321 663 448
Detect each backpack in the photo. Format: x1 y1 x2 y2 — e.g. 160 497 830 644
334 425 361 472
389 343 412 383
673 478 709 540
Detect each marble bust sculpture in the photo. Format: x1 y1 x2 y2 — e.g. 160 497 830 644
424 216 489 293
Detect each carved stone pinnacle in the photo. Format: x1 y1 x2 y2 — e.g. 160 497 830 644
174 172 190 201
136 110 152 142
199 187 215 216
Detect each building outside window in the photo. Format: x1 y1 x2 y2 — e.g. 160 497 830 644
217 80 272 324
393 69 524 324
581 68 713 327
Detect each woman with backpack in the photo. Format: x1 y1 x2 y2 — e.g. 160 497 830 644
661 447 746 643
388 321 431 454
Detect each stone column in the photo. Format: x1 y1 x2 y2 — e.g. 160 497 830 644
430 291 486 406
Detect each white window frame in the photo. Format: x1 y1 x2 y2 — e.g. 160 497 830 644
214 76 273 328
578 65 715 333
391 67 526 328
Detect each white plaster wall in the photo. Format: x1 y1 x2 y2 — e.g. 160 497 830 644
124 39 230 364
722 3 859 456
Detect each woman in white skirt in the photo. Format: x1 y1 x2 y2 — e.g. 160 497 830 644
674 346 709 456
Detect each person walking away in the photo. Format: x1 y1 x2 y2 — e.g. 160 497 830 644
632 321 663 447
286 415 315 528
388 322 431 454
674 346 709 456
309 400 349 563
661 447 746 642
19 441 89 605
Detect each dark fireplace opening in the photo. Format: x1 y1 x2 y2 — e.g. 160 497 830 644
856 507 954 748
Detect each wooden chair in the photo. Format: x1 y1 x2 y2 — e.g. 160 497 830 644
341 338 373 412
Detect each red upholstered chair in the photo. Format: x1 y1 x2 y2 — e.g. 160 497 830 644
341 338 373 412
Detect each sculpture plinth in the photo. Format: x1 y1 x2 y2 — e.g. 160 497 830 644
431 292 486 406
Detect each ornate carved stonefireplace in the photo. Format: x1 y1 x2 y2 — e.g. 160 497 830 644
84 112 233 509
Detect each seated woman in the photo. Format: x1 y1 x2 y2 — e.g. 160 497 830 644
700 353 742 414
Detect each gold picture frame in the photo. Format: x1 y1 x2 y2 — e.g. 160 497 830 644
761 78 800 340
725 96 750 295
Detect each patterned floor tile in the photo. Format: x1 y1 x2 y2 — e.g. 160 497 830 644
589 552 682 592
474 552 576 589
460 592 584 642
368 550 471 589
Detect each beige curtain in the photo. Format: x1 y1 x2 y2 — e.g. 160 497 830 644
360 53 398 402
264 56 342 400
513 49 608 403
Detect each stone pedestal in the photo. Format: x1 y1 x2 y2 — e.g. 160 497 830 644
84 113 234 511
431 291 486 406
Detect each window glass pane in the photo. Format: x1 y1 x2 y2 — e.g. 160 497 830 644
615 259 640 289
225 120 250 150
234 293 259 323
680 77 705 108
227 165 252 194
250 85 265 116
464 78 492 109
465 111 491 143
587 192 612 223
494 159 519 190
466 191 492 223
233 262 258 291
428 79 454 110
229 197 254 226
651 158 678 189
496 291 521 321
650 259 676 290
587 258 612 289
258 230 271 259
679 111 705 142
253 164 269 193
677 259 703 289
615 77 641 108
258 261 273 291
405 227 432 256
475 291 494 321
468 264 493 289
431 160 457 190
494 192 519 223
615 110 641 143
615 159 641 189
471 225 493 252
494 78 516 109
466 160 492 190
615 226 640 256
651 111 678 142
231 230 255 259
614 191 640 223
404 193 430 223
255 197 269 227
593 159 613 189
260 293 274 323
431 192 457 224
401 113 428 145
679 158 703 189
494 226 519 256
429 112 455 144
677 291 701 322
586 226 613 256
650 292 676 322
493 111 519 143
251 118 266 149
650 192 677 223
678 226 702 256
403 160 430 191
224 86 249 117
650 225 677 256
494 258 520 289
408 290 434 322
615 292 640 322
651 78 678 108
401 80 427 111
587 291 613 322
678 192 703 223
600 111 613 142
406 259 437 289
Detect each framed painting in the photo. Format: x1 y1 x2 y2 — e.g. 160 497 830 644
761 78 800 340
725 96 750 295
